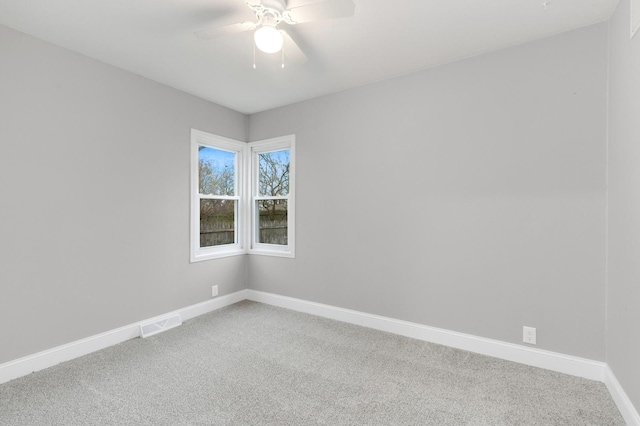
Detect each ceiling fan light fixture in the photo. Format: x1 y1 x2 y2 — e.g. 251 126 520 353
254 25 283 53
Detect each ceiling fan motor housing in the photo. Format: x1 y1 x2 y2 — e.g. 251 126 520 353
259 0 287 13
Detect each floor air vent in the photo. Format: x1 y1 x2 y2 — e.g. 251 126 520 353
140 314 182 338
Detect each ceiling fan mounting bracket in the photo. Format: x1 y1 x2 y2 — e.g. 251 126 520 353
246 0 297 28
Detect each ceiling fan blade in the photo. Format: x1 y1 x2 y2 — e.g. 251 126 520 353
286 0 355 24
281 30 308 64
194 21 254 40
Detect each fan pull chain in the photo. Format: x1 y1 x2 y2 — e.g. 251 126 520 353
251 39 286 70
253 43 256 69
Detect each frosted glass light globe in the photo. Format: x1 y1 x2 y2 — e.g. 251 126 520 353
254 25 283 53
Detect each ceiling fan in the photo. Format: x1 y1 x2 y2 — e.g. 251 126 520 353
195 0 356 65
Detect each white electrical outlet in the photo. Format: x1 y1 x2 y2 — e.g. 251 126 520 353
211 285 218 298
523 326 536 345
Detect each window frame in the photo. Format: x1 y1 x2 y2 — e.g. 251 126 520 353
190 129 246 262
190 130 295 262
248 135 296 258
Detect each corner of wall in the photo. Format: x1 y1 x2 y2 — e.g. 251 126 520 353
244 112 252 143
604 14 612 366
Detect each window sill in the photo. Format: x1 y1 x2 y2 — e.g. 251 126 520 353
248 248 295 258
190 247 246 263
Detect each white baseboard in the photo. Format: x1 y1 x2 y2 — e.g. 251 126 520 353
605 366 640 426
2 288 637 424
247 290 640 422
246 290 606 382
0 289 248 385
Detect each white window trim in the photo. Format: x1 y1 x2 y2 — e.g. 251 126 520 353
190 130 295 262
248 135 296 258
190 129 246 262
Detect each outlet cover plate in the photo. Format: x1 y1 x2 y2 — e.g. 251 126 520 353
523 326 536 344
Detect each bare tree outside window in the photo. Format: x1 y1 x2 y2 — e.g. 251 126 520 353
199 146 236 247
257 150 289 245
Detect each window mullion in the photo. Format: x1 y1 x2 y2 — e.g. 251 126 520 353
254 195 288 201
199 195 239 200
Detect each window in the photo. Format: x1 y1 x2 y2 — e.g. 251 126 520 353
249 136 295 257
191 130 245 261
190 130 295 261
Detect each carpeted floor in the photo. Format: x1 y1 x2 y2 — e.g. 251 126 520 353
0 301 625 425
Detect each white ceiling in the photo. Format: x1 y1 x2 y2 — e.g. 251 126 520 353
0 0 618 114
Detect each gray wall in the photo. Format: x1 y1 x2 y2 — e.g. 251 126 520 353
248 24 609 360
0 18 616 373
607 0 640 412
0 24 248 364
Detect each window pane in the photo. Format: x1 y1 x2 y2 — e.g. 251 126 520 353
258 150 289 196
200 199 236 247
256 200 287 245
199 146 235 196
